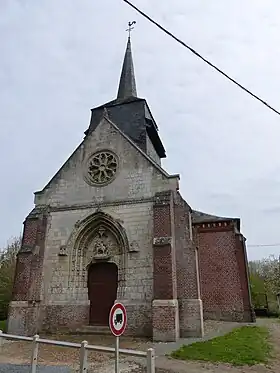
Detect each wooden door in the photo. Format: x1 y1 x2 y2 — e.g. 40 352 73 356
88 262 118 325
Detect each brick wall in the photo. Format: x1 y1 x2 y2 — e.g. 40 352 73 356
22 218 38 248
235 234 255 321
152 191 179 341
195 222 253 321
8 213 48 335
28 214 48 301
173 192 203 337
174 194 198 299
12 254 32 301
153 192 176 301
12 214 47 301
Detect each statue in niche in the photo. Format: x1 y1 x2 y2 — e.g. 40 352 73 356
94 237 109 259
91 226 113 260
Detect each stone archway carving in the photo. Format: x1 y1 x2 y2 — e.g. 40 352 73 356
67 211 129 298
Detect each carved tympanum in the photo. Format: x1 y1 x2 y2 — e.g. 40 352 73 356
91 226 112 260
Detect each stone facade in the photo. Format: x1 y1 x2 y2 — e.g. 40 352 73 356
7 37 254 341
8 116 183 339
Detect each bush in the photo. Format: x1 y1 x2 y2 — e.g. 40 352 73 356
0 320 7 332
267 310 280 318
0 237 21 320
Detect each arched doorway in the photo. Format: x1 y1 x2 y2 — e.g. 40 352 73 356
88 262 118 325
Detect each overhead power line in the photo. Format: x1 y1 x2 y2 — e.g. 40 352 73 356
123 0 280 117
247 243 280 248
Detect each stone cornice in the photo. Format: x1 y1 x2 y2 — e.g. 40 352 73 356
153 237 172 246
33 196 155 214
194 220 233 232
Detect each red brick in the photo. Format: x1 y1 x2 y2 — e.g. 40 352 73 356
195 223 254 322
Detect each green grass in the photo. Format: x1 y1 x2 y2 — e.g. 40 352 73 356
0 320 6 332
171 326 271 366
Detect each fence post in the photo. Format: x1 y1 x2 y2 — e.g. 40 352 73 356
30 334 39 373
0 330 3 347
80 340 88 373
147 348 155 373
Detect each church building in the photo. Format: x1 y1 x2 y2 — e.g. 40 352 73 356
7 36 255 342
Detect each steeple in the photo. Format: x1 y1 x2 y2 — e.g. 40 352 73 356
117 37 137 100
86 29 166 161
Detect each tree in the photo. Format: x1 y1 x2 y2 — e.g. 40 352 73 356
249 271 265 307
249 256 280 312
0 236 21 320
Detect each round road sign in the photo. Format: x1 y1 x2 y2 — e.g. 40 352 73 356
109 302 127 337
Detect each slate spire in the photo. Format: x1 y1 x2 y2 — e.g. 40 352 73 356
117 37 137 99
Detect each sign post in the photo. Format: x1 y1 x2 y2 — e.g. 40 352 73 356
109 302 127 373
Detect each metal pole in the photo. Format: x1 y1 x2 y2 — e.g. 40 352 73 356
30 334 39 373
147 348 155 373
115 336 119 373
79 340 88 373
0 330 3 347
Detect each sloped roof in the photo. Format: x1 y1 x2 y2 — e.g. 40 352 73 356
117 37 137 99
85 37 166 159
192 210 240 229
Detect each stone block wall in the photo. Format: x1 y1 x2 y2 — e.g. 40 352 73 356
8 302 40 336
34 201 155 335
30 117 180 337
34 117 178 208
119 301 152 337
8 115 181 338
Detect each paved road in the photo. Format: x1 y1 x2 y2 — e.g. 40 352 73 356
0 364 72 372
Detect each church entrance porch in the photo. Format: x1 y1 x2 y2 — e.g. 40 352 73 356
88 262 118 325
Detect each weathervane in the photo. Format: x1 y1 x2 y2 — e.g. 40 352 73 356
126 21 136 37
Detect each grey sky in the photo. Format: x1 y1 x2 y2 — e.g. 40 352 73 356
1 0 280 260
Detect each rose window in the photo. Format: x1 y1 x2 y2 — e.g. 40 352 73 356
86 151 118 186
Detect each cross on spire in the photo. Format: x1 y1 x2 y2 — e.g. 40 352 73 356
126 21 136 38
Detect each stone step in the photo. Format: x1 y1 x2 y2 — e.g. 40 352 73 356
74 325 111 335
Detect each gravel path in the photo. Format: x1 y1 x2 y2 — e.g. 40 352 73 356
1 320 279 372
